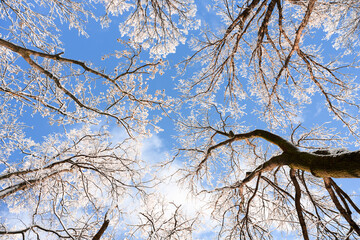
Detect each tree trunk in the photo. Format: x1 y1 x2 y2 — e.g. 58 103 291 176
206 129 360 179
287 151 360 178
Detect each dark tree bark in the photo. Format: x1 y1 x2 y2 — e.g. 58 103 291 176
198 129 360 238
198 129 360 198
204 129 360 179
92 218 110 240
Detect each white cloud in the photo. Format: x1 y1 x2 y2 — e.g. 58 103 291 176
109 131 216 238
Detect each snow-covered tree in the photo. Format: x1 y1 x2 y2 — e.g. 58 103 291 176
177 0 360 239
1 0 360 239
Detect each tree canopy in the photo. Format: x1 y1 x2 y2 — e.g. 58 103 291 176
1 0 360 239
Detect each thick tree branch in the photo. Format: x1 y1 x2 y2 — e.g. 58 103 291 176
330 178 360 215
0 169 73 199
324 177 360 235
290 169 309 240
0 38 158 83
231 129 299 153
0 225 69 238
197 129 298 173
270 0 317 97
202 129 360 179
224 0 261 37
92 218 110 240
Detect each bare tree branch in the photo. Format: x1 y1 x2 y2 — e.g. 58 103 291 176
290 169 309 240
92 218 110 240
324 177 360 235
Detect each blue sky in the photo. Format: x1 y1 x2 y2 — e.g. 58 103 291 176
13 0 360 208
2 1 360 238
